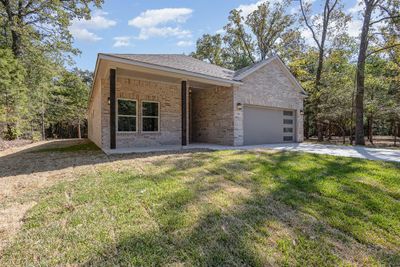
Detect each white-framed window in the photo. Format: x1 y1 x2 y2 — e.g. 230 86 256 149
117 99 137 132
142 101 159 132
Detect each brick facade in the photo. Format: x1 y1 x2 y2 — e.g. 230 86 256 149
100 74 182 149
233 60 304 145
88 58 304 150
191 86 234 145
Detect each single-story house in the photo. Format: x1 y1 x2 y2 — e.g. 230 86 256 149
88 53 306 152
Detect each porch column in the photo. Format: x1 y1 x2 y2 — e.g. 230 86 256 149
110 68 116 149
181 80 187 146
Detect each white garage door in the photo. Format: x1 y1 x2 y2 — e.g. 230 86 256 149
243 106 295 145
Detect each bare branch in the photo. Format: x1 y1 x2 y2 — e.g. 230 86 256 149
299 0 321 49
367 43 400 57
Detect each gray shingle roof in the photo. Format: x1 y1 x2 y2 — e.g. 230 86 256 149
104 54 236 81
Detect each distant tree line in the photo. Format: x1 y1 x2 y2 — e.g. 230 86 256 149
0 0 102 140
191 0 400 145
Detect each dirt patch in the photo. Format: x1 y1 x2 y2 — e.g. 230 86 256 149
0 201 36 252
0 139 34 152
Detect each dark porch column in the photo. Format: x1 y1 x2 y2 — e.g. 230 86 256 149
110 69 116 149
181 81 187 146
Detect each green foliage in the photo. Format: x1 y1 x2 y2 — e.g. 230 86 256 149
0 48 27 139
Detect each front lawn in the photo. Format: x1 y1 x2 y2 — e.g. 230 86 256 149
1 148 399 266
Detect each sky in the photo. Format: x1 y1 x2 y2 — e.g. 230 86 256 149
70 0 362 71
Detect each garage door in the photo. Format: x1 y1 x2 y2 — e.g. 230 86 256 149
243 106 295 145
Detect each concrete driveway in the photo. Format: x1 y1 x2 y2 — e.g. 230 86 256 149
184 143 400 163
238 143 400 163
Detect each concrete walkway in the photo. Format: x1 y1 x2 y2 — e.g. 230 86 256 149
105 143 400 163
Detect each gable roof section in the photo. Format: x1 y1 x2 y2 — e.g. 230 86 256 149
89 53 306 110
234 55 307 96
99 53 237 83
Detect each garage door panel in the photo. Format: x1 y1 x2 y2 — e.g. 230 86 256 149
243 106 295 145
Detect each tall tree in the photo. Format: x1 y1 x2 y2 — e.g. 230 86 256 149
0 48 27 139
246 0 294 60
0 0 102 58
354 0 400 145
191 34 225 66
300 0 350 141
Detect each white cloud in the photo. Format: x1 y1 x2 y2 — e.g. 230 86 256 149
70 28 102 42
128 8 193 40
177 40 194 47
69 10 116 42
348 0 363 15
128 8 192 28
138 27 191 40
215 28 225 34
113 36 132 47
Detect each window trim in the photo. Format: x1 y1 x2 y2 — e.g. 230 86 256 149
116 98 138 133
141 100 160 133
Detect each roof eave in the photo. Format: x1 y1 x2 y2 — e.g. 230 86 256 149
99 53 242 86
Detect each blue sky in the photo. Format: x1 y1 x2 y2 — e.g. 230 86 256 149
70 0 361 71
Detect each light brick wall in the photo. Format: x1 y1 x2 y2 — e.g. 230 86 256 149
234 60 304 145
191 86 234 145
101 73 182 149
87 81 102 147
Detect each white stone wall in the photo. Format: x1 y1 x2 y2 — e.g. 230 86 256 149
234 60 304 145
101 74 182 149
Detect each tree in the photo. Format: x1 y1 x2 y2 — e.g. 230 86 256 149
191 34 225 66
192 0 296 70
246 0 294 60
0 0 103 58
354 0 400 145
0 48 27 139
49 70 90 139
300 0 350 141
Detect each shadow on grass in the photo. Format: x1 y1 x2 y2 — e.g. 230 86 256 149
79 150 400 266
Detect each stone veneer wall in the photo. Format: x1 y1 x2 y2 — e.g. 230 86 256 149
101 74 182 149
233 60 304 146
87 82 102 148
191 86 234 145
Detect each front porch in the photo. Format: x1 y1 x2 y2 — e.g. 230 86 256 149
98 61 237 150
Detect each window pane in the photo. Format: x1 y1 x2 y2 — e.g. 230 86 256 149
142 102 159 116
118 116 136 132
283 119 293 125
283 136 293 141
143 117 158 132
283 127 293 133
283 111 293 116
118 100 136 116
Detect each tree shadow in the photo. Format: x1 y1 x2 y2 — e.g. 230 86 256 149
80 150 400 266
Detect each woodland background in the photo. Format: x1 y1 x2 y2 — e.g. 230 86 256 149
1 0 399 146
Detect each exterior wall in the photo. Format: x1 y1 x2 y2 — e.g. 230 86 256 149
101 72 182 149
234 60 304 145
191 86 234 145
87 81 102 148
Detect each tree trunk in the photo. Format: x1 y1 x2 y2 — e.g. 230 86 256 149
395 123 397 146
77 120 82 139
368 116 373 144
355 2 373 146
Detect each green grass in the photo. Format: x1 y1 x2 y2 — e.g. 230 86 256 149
1 150 399 266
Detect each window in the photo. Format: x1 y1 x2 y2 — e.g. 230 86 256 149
283 110 293 116
142 101 159 132
283 136 293 141
117 99 137 132
283 119 293 125
283 127 293 133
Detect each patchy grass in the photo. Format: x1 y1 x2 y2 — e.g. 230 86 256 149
0 149 399 266
33 142 100 153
